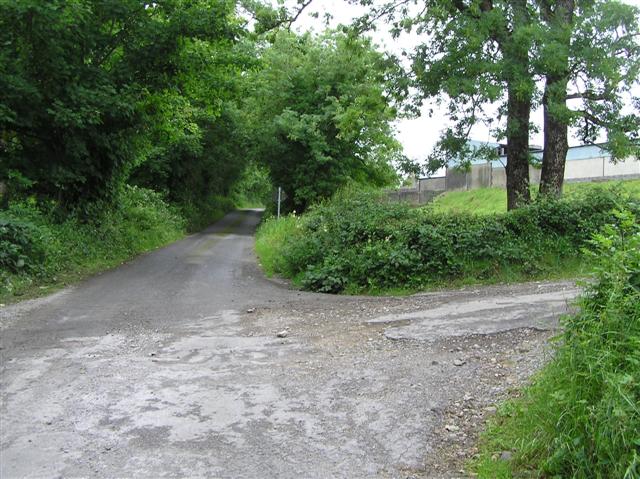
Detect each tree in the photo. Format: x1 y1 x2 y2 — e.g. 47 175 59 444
538 0 575 198
129 32 256 217
538 0 640 197
354 0 539 209
244 31 404 212
353 0 640 208
0 0 240 207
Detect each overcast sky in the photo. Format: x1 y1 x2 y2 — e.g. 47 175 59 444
283 0 640 163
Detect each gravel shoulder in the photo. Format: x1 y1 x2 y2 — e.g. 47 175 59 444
0 210 580 478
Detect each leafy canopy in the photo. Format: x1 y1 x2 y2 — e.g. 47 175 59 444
0 0 240 206
244 30 404 211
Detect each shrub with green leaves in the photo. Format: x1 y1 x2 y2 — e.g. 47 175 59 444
256 186 639 293
473 211 640 478
0 217 45 274
0 186 186 300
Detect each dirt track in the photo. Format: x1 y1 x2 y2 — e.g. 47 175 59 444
0 210 580 478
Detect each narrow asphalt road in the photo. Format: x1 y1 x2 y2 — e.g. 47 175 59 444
0 210 580 478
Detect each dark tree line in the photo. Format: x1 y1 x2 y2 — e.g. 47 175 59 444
0 0 405 218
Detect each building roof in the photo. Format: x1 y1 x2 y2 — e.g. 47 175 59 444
420 141 614 179
498 143 611 162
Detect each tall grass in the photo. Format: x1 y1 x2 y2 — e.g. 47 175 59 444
473 211 640 478
1 185 188 302
431 179 640 215
255 214 303 280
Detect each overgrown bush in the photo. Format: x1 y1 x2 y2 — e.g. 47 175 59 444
256 187 639 293
0 186 186 299
473 211 640 478
0 217 46 274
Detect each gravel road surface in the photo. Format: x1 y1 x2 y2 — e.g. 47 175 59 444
0 210 580 478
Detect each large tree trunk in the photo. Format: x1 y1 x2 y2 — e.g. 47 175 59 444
539 74 569 198
505 86 532 210
539 0 574 198
503 0 532 210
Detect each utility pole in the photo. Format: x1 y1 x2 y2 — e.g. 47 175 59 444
277 187 282 219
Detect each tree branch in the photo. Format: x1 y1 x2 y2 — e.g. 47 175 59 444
566 91 610 101
576 110 609 128
351 0 413 34
286 0 313 30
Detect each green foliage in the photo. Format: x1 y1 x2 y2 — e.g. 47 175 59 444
255 214 303 280
2 1 402 236
0 0 242 206
0 186 185 301
178 194 236 233
130 48 255 217
409 0 536 169
567 1 640 158
256 186 639 294
431 179 640 216
355 0 640 207
231 162 273 208
0 1 414 302
244 31 403 212
473 213 640 478
0 216 45 274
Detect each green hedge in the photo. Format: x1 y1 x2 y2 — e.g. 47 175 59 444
257 187 639 293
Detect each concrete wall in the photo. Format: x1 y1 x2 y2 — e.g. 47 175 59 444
604 158 640 177
565 157 606 180
387 155 639 206
399 189 420 205
385 187 446 205
492 167 507 188
529 166 541 184
445 168 468 191
441 163 515 191
491 158 637 187
563 156 640 180
419 177 446 191
386 188 420 205
470 163 492 189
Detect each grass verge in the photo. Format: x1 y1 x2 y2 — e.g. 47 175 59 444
471 213 640 478
255 215 305 286
431 179 640 215
0 185 234 304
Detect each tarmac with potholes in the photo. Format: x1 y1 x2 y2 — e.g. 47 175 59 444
0 210 580 478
